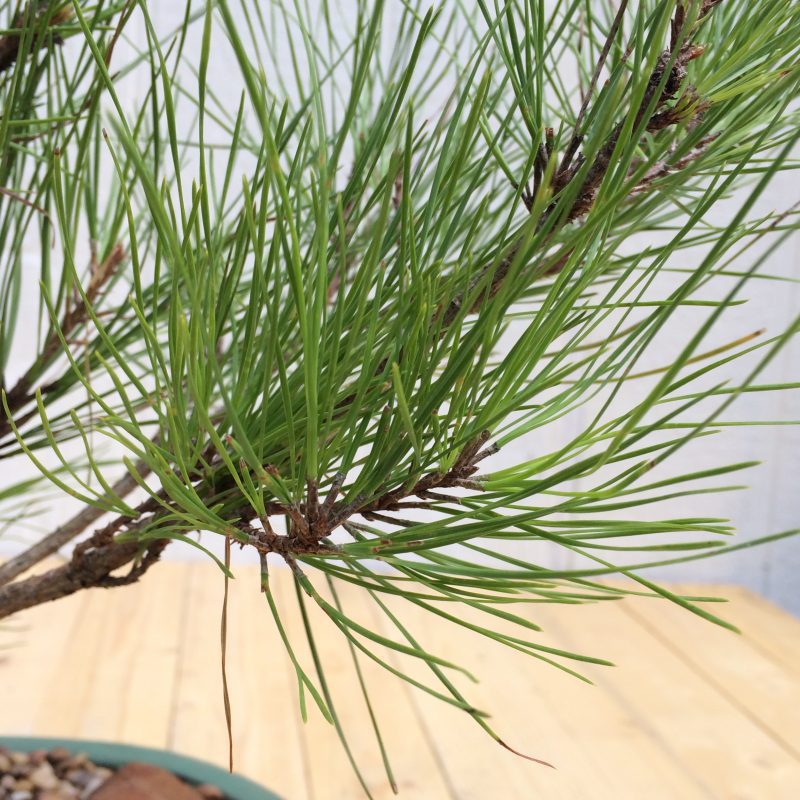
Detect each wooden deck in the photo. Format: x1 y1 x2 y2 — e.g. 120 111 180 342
1 563 798 799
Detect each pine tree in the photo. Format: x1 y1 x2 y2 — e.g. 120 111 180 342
0 0 798 787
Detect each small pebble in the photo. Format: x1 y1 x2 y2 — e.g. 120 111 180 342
66 768 94 787
48 746 71 760
79 773 107 798
65 753 89 770
29 762 59 789
197 783 226 799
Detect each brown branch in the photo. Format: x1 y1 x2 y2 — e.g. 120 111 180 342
219 431 494 566
0 529 166 621
0 431 493 616
0 3 727 621
440 2 720 328
333 430 492 523
0 455 152 587
0 185 53 224
558 0 631 177
0 485 170 620
235 519 341 560
0 5 71 75
1 243 125 440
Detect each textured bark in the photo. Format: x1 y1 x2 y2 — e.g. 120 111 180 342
0 492 167 620
0 539 141 620
0 244 124 441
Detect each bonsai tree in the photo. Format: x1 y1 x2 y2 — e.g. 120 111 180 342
1 0 798 789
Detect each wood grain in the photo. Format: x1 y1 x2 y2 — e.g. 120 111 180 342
1 564 798 799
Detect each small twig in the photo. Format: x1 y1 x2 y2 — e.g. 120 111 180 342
1 243 125 440
559 0 631 177
321 471 346 517
441 1 721 327
629 132 718 194
0 186 54 226
342 430 493 522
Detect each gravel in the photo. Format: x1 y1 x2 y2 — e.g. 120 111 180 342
0 747 226 799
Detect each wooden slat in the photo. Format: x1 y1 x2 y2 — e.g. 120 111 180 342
232 566 310 799
536 597 800 799
4 565 800 800
117 563 190 747
69 564 188 745
3 566 187 744
622 588 800 760
371 598 598 800
32 583 119 737
678 583 800 675
0 582 87 735
276 570 454 800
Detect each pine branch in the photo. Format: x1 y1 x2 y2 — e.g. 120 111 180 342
0 452 150 586
1 243 125 442
218 431 495 564
2 1 799 782
0 492 167 620
441 0 718 328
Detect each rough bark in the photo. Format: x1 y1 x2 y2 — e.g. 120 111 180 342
0 536 164 620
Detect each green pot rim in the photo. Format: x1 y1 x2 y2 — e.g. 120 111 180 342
0 736 282 800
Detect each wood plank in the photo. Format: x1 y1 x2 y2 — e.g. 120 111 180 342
371 589 709 800
6 564 800 800
622 588 800 760
0 582 87 735
678 583 800 675
372 600 594 800
117 563 190 747
67 565 187 745
169 563 309 800
32 582 120 737
9 566 185 745
230 565 310 799
536 597 800 798
275 568 454 800
270 569 364 800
